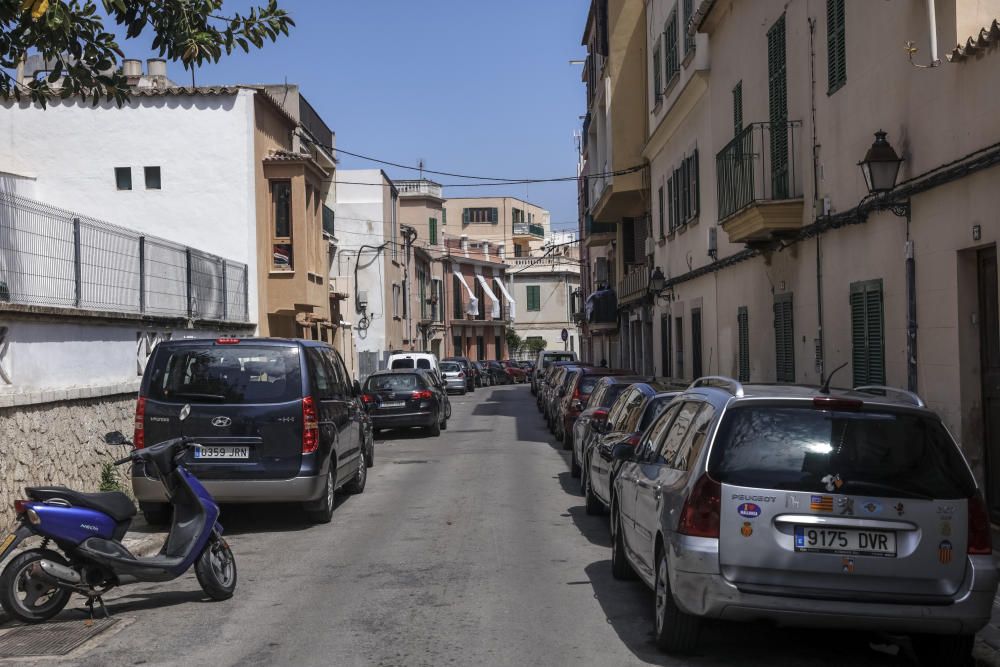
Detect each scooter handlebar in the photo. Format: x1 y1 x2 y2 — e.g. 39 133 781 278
113 436 195 466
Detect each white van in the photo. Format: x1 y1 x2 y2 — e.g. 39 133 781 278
531 349 578 395
386 352 442 383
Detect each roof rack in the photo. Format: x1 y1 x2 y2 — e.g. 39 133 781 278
852 385 926 408
689 376 745 398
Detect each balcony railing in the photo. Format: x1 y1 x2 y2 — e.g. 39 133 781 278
394 179 443 198
716 121 802 221
512 222 545 238
585 214 616 236
618 265 648 304
506 256 580 273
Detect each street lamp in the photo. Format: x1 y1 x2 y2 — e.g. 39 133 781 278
858 130 903 195
649 266 665 293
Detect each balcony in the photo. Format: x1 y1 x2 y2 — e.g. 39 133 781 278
512 222 545 238
583 214 616 248
618 265 648 305
585 288 617 330
507 256 580 274
715 121 804 244
394 179 443 199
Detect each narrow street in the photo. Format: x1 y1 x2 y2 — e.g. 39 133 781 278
35 384 898 667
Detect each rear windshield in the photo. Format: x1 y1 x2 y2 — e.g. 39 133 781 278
366 374 421 391
638 395 673 431
389 358 431 369
542 354 575 368
577 375 604 395
147 345 301 403
440 362 460 372
708 405 976 499
598 384 629 408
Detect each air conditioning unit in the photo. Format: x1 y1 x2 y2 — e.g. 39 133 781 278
644 236 656 256
594 257 609 283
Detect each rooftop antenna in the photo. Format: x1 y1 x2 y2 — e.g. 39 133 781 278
418 159 425 180
820 361 849 394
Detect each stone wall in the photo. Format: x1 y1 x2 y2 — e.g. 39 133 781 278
0 393 136 524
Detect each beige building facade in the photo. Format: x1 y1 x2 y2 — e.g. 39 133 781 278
444 196 551 259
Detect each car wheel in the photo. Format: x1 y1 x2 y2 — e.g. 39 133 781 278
365 430 375 468
570 447 581 478
343 453 368 495
139 502 171 526
428 413 441 437
611 502 635 580
654 548 701 654
912 634 974 667
584 467 603 516
562 427 572 451
305 469 336 524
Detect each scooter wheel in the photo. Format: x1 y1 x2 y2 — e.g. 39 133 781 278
195 538 237 601
0 549 72 623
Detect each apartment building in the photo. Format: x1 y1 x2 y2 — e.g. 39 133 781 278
444 196 550 259
508 252 580 355
396 179 446 355
441 238 513 360
578 0 1000 514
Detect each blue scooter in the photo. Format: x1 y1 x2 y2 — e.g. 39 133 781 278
0 432 236 623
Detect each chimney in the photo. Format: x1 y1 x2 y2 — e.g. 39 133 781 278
497 242 505 261
146 58 167 78
460 234 468 251
482 241 490 259
122 59 142 79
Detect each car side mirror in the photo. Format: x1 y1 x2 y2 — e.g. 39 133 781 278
593 420 608 434
104 431 128 446
571 399 584 411
611 443 635 462
352 379 362 397
558 388 566 397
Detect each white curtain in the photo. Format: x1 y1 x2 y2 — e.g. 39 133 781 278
494 277 516 321
475 272 501 319
452 269 479 316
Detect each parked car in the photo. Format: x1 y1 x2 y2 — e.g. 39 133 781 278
537 361 578 412
570 375 648 480
133 337 369 525
518 360 534 373
388 352 441 383
583 386 677 515
439 361 468 395
531 350 577 396
610 378 997 663
443 356 476 391
484 360 511 385
472 361 490 387
556 367 632 448
361 369 447 436
501 360 527 383
545 366 581 430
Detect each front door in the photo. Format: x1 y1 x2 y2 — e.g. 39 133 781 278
978 246 1000 518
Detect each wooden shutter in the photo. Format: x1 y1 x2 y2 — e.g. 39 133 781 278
827 0 846 93
490 207 499 224
774 292 794 382
429 218 437 245
667 176 675 232
850 280 885 386
683 0 694 53
653 40 662 102
737 306 750 381
665 10 679 79
462 208 470 224
767 15 789 199
687 150 699 218
733 81 743 136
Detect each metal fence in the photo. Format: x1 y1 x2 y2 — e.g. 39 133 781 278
715 120 802 221
0 192 249 321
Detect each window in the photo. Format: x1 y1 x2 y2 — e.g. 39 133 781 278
691 308 703 378
526 285 541 311
512 208 524 224
827 0 846 94
474 279 485 319
683 0 694 55
685 150 699 220
666 152 698 230
660 314 672 377
768 14 789 199
664 9 679 84
402 279 408 319
657 402 701 465
673 404 714 471
737 306 750 382
453 277 463 318
733 81 743 136
148 344 301 403
431 278 442 321
453 335 463 356
476 335 485 360
392 284 401 318
657 186 665 238
429 217 438 245
114 167 132 190
271 180 293 271
514 244 524 258
495 335 502 360
144 166 161 190
851 279 885 386
462 207 498 224
652 38 663 103
637 403 680 462
418 270 427 321
442 208 447 226
667 175 676 232
774 292 795 382
675 316 684 378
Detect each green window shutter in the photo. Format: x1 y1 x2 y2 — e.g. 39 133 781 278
491 207 499 224
657 186 665 237
453 277 464 318
737 307 750 382
526 286 541 311
767 14 789 199
429 218 437 245
665 10 679 80
688 150 700 218
851 280 885 386
653 40 662 102
773 293 794 382
462 208 470 224
442 208 447 226
733 81 743 136
827 0 846 93
683 0 694 54
666 176 675 232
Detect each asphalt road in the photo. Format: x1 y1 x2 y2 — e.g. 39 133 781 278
44 385 909 666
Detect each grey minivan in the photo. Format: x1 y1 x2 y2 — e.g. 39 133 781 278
610 377 997 665
132 337 372 525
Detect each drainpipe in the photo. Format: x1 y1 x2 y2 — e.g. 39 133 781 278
926 0 939 65
905 215 918 392
808 17 825 383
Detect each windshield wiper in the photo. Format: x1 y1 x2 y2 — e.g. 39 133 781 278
166 391 226 402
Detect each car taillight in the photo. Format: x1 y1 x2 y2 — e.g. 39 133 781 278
458 372 465 378
360 394 374 404
411 390 433 400
592 408 609 420
625 433 641 446
572 386 581 401
215 337 241 344
302 396 319 454
678 474 721 538
968 494 992 555
133 396 146 449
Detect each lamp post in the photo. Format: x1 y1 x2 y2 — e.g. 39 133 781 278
858 131 917 393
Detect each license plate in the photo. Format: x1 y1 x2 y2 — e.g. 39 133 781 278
194 446 249 460
794 526 896 557
381 401 405 408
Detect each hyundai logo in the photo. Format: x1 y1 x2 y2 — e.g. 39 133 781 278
211 416 232 428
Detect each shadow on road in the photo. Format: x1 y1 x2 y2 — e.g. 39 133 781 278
217 496 354 535
583 560 907 666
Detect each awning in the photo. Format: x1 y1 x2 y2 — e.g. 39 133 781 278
493 278 516 321
475 272 501 319
452 269 479 316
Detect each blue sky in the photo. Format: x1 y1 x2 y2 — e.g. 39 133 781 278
117 0 590 230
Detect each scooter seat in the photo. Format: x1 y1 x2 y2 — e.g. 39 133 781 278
25 486 137 522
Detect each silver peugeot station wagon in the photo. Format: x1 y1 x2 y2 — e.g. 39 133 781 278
610 377 997 665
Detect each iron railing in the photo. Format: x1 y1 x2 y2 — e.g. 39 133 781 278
0 192 249 321
618 265 648 304
512 222 545 238
394 180 443 198
715 120 802 221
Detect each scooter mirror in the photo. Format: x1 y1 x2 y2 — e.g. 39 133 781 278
104 431 127 446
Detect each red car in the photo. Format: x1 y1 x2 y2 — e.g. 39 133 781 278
501 360 527 383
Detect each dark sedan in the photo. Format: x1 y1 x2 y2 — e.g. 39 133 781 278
583 386 678 515
570 375 650 479
362 370 448 436
556 367 633 449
